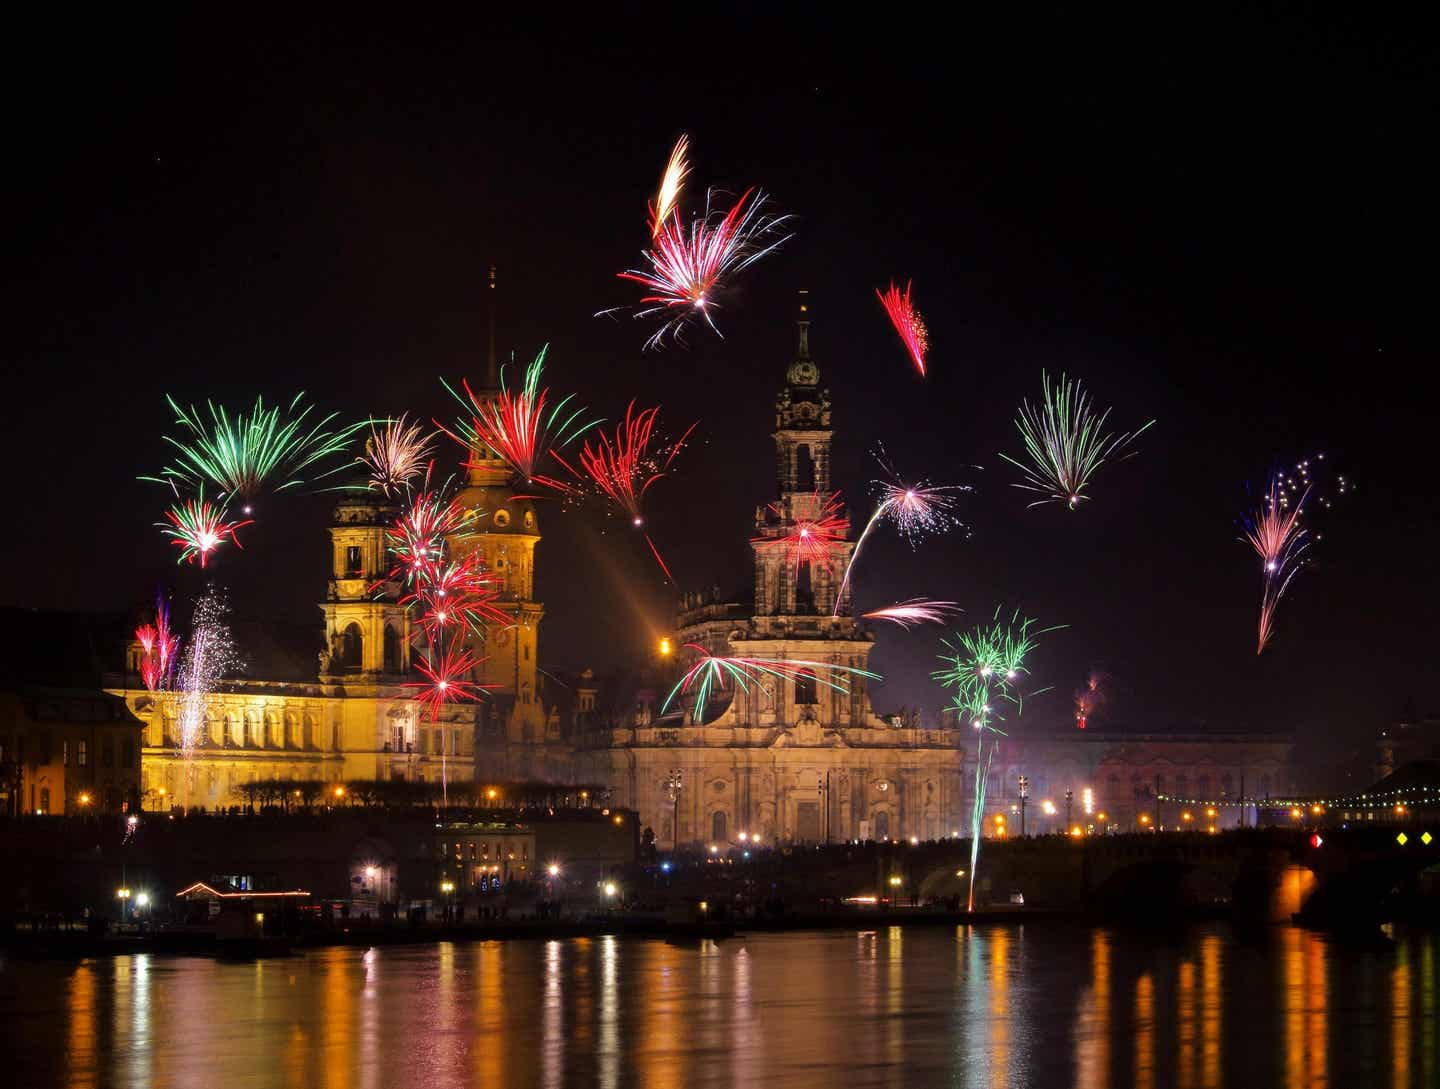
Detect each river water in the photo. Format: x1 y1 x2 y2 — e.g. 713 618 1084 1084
1 923 1435 1088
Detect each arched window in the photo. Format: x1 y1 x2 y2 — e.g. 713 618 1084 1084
1220 774 1234 797
1197 775 1210 799
242 713 256 749
303 714 315 750
874 811 890 840
264 713 278 749
795 561 814 612
711 810 727 843
341 624 363 671
795 443 815 491
383 626 401 673
794 669 817 706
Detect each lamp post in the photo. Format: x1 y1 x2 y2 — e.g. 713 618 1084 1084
1064 787 1074 832
665 770 683 850
1017 775 1029 837
817 771 831 844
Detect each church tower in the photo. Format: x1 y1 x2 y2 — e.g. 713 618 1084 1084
320 493 410 683
445 267 549 752
750 290 860 625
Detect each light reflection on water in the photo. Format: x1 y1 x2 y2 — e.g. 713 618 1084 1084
3 924 1437 1088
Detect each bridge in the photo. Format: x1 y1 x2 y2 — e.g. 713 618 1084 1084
893 826 1440 924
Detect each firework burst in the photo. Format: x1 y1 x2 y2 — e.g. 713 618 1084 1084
753 491 849 573
661 644 881 723
552 401 697 580
406 634 490 722
1244 473 1311 654
876 280 929 377
135 594 182 693
145 393 366 504
650 134 690 237
604 186 793 350
1074 671 1107 729
1000 372 1155 509
159 490 253 568
403 555 509 640
360 413 436 495
862 599 963 629
439 346 597 484
835 451 972 613
379 488 474 588
934 608 1060 910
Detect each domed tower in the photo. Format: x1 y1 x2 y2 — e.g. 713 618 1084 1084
445 267 549 750
320 493 411 682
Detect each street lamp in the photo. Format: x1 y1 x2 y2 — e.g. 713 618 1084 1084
1017 775 1029 837
665 769 683 850
1064 788 1074 831
117 886 131 923
658 637 673 657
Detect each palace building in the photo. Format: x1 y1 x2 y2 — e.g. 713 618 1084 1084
104 290 1293 829
109 272 564 810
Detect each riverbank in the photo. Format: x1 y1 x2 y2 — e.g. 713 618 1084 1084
2 906 1087 959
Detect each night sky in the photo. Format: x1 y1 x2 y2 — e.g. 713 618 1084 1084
6 14 1437 773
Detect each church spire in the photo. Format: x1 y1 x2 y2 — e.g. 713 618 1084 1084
796 288 810 360
486 265 499 390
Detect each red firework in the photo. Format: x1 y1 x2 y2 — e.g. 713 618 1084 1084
876 280 929 377
160 494 252 568
553 401 696 579
610 187 793 349
404 555 509 641
753 491 849 571
380 489 473 589
135 596 181 692
406 634 490 722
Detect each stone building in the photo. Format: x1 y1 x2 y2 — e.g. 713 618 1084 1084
566 306 1295 846
0 687 144 815
571 304 971 845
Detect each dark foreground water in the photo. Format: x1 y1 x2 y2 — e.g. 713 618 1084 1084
1 924 1435 1088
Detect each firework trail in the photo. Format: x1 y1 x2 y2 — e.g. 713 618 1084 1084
862 599 963 629
1000 372 1154 509
603 187 793 350
173 587 242 755
360 413 436 495
144 393 366 507
753 491 849 575
439 346 598 484
876 280 929 377
160 489 253 568
650 134 690 237
934 608 1059 910
552 401 697 580
1074 671 1107 729
661 643 881 723
835 450 972 614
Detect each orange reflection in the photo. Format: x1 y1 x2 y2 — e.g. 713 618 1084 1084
1075 929 1112 1089
1134 973 1155 1089
989 927 1009 1089
887 927 905 1073
474 942 506 1085
639 942 685 1089
1393 942 1410 1089
1423 934 1436 1088
1200 933 1222 1089
320 951 353 1089
66 962 97 1089
1281 927 1329 1089
1177 959 1196 1089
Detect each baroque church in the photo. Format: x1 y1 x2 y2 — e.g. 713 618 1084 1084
568 303 970 845
112 290 1292 837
